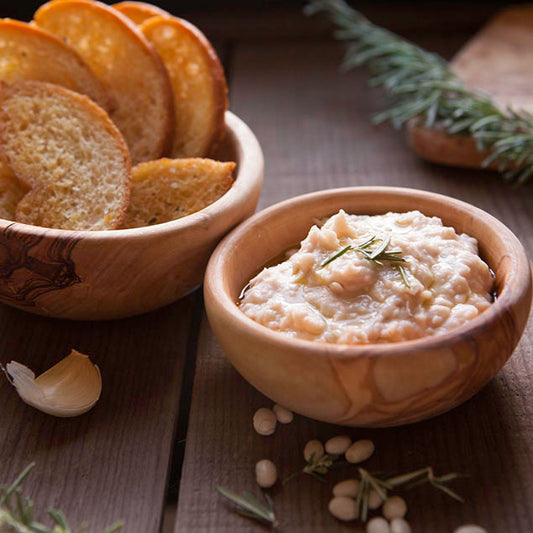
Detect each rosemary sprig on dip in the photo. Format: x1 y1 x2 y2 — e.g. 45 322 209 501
0 463 123 533
217 486 278 528
305 0 533 184
320 234 410 287
320 235 405 268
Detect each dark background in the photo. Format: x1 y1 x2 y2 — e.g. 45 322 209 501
0 0 528 22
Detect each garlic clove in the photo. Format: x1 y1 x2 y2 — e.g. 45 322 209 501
6 349 101 417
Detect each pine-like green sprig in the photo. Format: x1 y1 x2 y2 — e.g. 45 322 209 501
0 463 123 533
305 0 533 184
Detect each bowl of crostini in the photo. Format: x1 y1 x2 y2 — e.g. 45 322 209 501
0 0 263 319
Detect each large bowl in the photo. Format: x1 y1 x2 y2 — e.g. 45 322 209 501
0 111 263 320
204 187 532 427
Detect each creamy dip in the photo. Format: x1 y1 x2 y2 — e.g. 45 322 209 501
239 210 493 344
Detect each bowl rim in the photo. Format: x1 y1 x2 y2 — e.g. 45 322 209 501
0 110 263 242
205 186 532 357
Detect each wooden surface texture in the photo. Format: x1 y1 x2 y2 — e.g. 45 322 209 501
0 4 532 533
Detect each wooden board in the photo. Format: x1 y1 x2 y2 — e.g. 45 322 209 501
0 295 196 533
408 5 533 168
175 34 533 533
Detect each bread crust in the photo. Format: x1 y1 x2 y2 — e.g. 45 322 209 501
34 0 175 164
113 1 171 25
141 16 228 158
0 80 131 230
0 18 113 112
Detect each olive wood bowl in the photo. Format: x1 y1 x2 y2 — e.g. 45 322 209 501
204 187 532 427
0 111 264 320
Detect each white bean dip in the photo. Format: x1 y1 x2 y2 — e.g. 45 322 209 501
239 210 493 344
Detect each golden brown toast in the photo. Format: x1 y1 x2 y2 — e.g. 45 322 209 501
0 18 112 112
0 160 29 220
141 16 228 158
113 1 170 25
0 81 131 230
123 158 235 228
34 0 174 165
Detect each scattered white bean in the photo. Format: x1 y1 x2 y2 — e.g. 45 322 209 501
328 496 358 521
272 404 294 424
454 526 487 533
383 496 407 520
366 516 390 533
332 478 360 498
390 518 412 533
368 489 383 510
303 439 324 462
345 439 375 464
252 407 277 436
325 435 352 455
255 459 277 488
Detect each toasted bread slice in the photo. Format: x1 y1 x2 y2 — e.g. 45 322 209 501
34 0 174 165
123 158 234 228
0 160 29 220
0 81 131 230
141 16 227 158
0 19 112 112
113 1 170 25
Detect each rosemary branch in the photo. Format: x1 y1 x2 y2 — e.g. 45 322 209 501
0 463 123 533
320 235 410 287
305 0 533 184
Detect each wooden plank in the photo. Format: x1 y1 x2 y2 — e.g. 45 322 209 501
175 33 533 533
0 294 197 532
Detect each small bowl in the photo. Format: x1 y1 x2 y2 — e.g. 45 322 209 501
204 187 532 427
0 111 264 320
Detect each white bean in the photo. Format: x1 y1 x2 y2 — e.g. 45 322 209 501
303 440 324 462
332 478 360 498
252 407 277 436
383 496 407 520
391 518 412 533
345 439 375 464
255 459 277 488
272 404 294 424
325 435 352 455
368 489 383 510
328 496 358 521
366 516 390 533
454 526 487 533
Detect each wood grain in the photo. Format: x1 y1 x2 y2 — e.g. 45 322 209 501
175 31 533 533
0 295 195 532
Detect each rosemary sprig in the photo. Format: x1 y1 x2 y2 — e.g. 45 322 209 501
354 466 465 522
320 235 405 268
320 235 409 287
283 452 343 485
305 0 533 184
217 487 278 528
0 463 123 533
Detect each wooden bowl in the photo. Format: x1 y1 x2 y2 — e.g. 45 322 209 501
204 187 532 427
0 111 263 320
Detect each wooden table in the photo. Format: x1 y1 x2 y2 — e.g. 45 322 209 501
1 4 532 533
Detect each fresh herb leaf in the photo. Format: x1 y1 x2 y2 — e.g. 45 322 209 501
0 464 123 533
217 486 278 527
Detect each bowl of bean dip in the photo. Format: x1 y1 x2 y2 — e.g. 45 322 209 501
204 187 532 426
